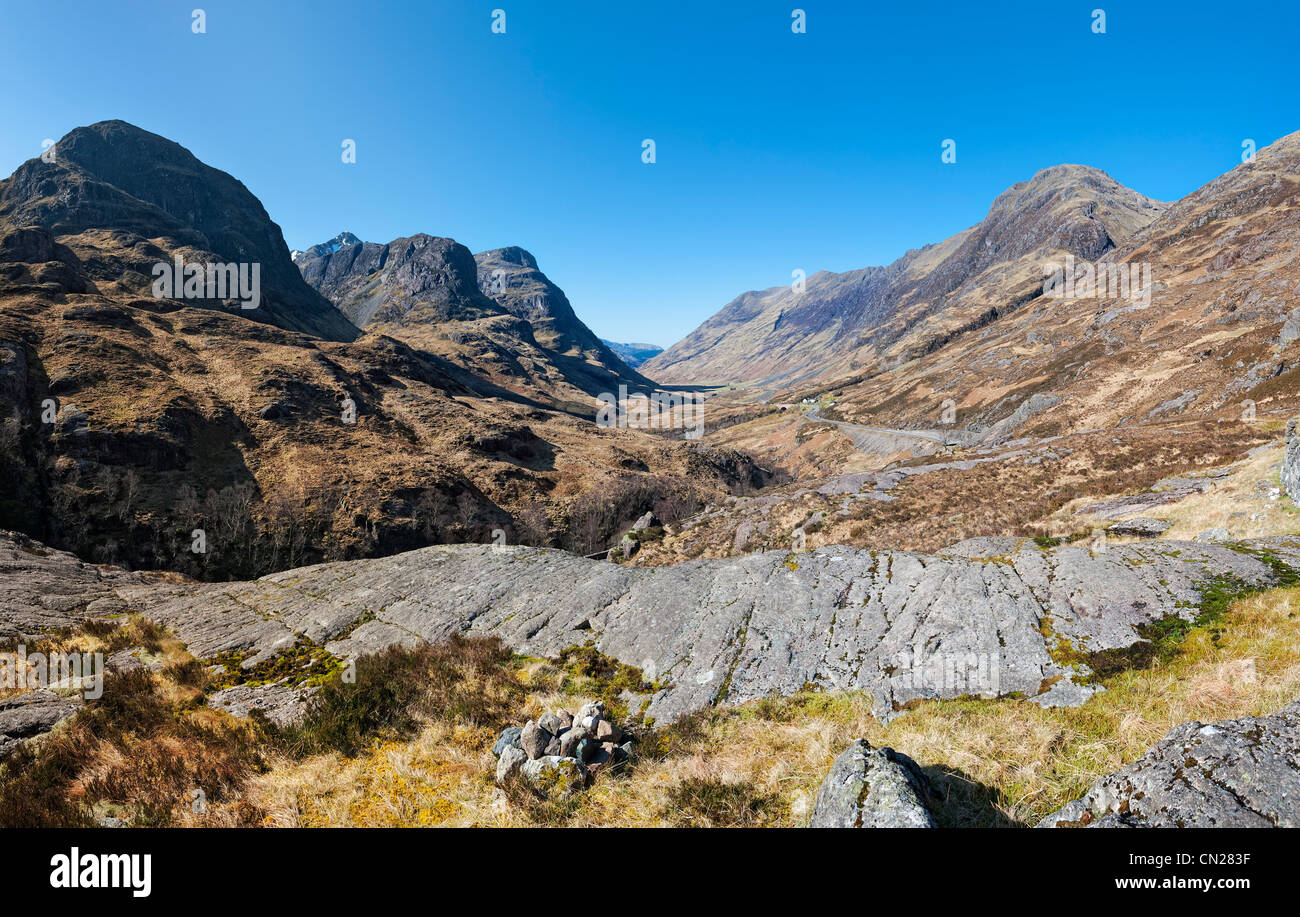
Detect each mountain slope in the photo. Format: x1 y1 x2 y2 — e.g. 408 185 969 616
0 121 767 580
645 165 1167 391
296 234 650 406
801 131 1300 438
0 120 358 342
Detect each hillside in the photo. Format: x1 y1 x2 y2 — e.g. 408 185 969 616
644 164 1167 393
0 121 767 580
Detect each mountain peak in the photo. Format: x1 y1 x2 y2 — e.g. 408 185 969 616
292 231 361 263
477 246 538 270
0 119 358 342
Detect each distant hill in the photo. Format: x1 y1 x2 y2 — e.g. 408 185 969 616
599 339 664 369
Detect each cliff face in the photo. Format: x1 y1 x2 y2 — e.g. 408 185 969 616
296 235 648 404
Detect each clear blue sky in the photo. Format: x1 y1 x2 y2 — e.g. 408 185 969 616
2 0 1298 346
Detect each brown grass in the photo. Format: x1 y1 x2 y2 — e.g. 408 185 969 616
248 584 1300 828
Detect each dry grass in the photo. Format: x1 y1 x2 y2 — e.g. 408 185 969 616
8 582 1294 828
247 584 1300 828
1064 442 1300 541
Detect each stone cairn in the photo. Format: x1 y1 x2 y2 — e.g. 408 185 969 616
492 701 635 798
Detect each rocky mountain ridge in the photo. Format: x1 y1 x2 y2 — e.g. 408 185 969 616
295 232 649 405
645 163 1167 392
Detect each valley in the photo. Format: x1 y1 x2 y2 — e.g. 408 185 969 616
3 119 1300 833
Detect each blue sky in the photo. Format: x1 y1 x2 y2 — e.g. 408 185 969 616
2 0 1298 346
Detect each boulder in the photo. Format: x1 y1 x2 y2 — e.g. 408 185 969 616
559 725 589 759
519 719 551 760
1193 528 1230 543
1038 701 1300 828
538 712 563 735
595 718 622 744
556 710 573 730
0 689 82 759
495 745 527 785
810 739 937 828
520 755 588 798
492 726 522 757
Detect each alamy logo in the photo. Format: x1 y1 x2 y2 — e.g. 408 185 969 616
892 649 1000 698
49 847 151 897
1 645 103 699
151 256 261 310
1042 254 1152 308
596 384 704 439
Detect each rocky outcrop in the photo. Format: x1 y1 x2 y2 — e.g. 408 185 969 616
1283 419 1300 505
0 689 81 758
1107 517 1172 538
1038 701 1300 828
810 739 937 827
294 233 648 399
7 529 1300 726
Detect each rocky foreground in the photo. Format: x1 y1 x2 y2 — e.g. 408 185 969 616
5 528 1300 727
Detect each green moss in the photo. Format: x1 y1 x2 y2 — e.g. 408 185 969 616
208 639 343 690
555 645 659 723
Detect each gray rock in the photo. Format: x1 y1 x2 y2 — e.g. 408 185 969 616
558 725 589 759
519 719 551 760
520 755 588 797
7 531 1300 726
1193 528 1230 543
537 713 563 735
630 512 658 532
492 726 522 757
1038 701 1300 827
207 682 315 728
1106 517 1172 537
495 745 527 785
556 710 573 730
1283 419 1300 504
544 735 562 756
810 739 937 828
0 689 81 758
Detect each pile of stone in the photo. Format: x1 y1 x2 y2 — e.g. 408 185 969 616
492 701 635 798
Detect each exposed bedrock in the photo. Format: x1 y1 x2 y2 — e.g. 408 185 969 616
7 530 1300 724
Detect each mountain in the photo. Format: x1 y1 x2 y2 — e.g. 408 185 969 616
633 132 1300 565
291 231 360 263
644 164 1167 392
0 120 358 342
295 234 651 406
0 121 768 581
792 131 1300 437
600 339 664 368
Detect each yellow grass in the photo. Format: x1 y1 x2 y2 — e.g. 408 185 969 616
250 585 1300 828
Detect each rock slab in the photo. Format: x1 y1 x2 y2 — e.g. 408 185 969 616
810 739 937 828
1038 701 1300 828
